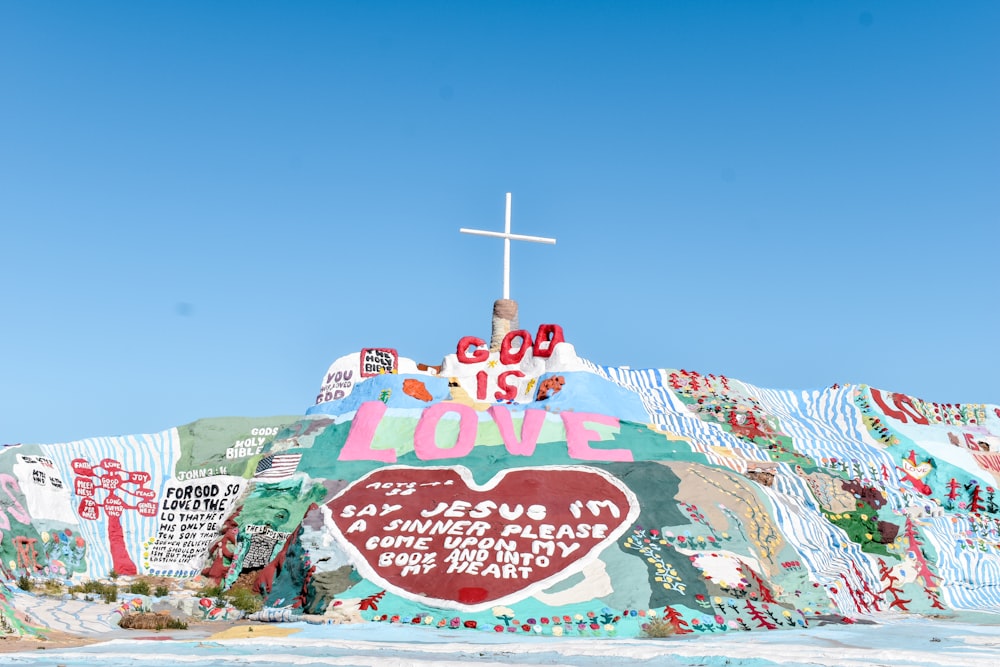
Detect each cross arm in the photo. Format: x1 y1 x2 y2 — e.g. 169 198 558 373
459 228 557 244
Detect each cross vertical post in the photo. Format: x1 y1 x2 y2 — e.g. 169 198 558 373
503 192 512 299
460 192 556 301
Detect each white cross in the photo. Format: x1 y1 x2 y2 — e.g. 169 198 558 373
460 193 556 300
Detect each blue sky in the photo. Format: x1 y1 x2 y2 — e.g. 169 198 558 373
2 2 997 444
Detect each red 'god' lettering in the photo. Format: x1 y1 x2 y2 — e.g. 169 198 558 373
456 324 565 365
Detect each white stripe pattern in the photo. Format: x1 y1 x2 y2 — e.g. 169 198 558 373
582 363 771 472
41 430 180 579
744 383 908 510
763 473 881 615
919 515 1000 610
578 362 923 614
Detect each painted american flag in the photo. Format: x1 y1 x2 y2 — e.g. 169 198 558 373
253 453 302 480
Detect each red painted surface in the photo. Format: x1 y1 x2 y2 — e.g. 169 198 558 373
327 466 635 607
871 388 929 425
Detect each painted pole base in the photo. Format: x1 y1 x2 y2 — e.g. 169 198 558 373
490 299 518 351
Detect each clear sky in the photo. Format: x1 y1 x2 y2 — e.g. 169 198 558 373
1 2 997 444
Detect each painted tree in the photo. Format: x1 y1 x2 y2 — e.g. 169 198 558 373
72 457 157 576
945 478 961 511
923 585 946 610
877 557 912 611
839 574 873 614
660 605 693 634
850 561 883 611
358 590 385 611
728 410 768 441
739 562 776 603
746 411 765 432
743 600 777 629
903 517 939 590
966 482 984 514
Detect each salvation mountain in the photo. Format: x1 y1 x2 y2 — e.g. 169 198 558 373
2 320 999 637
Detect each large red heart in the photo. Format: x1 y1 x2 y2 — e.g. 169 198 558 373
327 465 638 611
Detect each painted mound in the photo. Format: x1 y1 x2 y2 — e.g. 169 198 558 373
2 322 999 639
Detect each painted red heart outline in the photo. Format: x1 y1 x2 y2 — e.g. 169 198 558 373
327 465 639 611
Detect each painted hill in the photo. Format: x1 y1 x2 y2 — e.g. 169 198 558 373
2 318 1000 639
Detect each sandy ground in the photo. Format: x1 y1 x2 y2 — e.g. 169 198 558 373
3 617 998 667
0 618 283 653
2 602 998 667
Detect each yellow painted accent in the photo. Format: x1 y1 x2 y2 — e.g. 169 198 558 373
209 625 302 640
